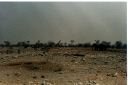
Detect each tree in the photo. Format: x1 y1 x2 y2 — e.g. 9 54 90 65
64 42 67 47
92 40 100 51
35 40 41 48
17 42 22 47
122 43 127 49
95 40 100 45
92 40 111 51
4 41 10 47
99 41 111 51
76 43 83 47
115 41 123 49
47 41 55 47
26 41 30 46
83 42 91 47
70 40 75 47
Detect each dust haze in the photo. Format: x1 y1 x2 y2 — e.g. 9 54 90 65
0 2 126 44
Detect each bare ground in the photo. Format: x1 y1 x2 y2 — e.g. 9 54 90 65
0 47 126 85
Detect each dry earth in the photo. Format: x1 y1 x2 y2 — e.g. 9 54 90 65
0 47 126 85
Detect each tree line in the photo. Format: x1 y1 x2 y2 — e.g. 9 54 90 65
0 40 127 51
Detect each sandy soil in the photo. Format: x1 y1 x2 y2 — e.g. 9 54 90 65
0 47 126 85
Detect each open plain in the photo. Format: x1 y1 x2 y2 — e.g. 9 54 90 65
0 47 126 85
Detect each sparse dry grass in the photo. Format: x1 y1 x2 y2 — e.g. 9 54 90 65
0 47 126 85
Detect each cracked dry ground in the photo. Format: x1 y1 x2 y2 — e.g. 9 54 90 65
0 47 126 85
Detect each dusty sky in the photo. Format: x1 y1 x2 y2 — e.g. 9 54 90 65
0 2 126 44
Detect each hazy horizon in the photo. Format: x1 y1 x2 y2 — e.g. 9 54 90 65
0 2 127 44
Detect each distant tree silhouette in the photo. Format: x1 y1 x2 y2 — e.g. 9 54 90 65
76 43 83 47
16 41 29 48
99 41 111 51
64 42 67 47
110 44 115 49
115 41 123 49
47 41 55 47
70 40 75 44
4 41 10 47
123 43 127 49
35 40 41 48
26 41 30 47
92 40 111 51
55 40 61 47
69 40 75 47
92 40 100 51
31 40 43 50
17 42 22 47
83 42 91 47
0 44 4 48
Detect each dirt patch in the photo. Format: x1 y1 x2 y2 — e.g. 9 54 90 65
1 61 63 72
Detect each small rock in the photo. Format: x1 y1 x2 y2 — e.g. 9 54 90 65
41 75 45 78
6 74 9 76
32 76 37 79
13 55 18 58
14 72 21 77
107 73 116 77
41 83 44 85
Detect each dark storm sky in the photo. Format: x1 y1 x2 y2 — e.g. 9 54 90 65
0 2 126 44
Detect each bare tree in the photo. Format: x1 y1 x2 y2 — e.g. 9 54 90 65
70 40 75 47
4 41 10 47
